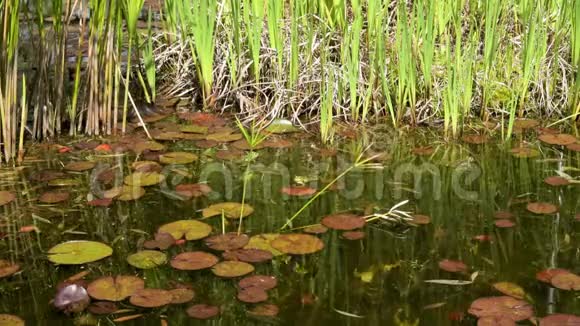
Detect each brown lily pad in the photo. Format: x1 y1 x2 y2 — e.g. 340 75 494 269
129 288 172 308
0 260 20 278
271 234 324 255
169 288 195 304
170 251 219 271
237 287 268 303
321 213 366 230
195 140 219 148
544 176 570 186
536 268 572 283
211 261 255 278
538 133 577 145
124 172 166 187
567 143 580 152
216 149 244 160
87 198 113 207
462 134 489 144
202 202 254 219
133 141 166 153
180 124 208 134
527 202 558 214
143 232 175 250
412 146 435 156
132 161 162 173
206 132 243 143
87 275 145 301
513 119 539 130
539 314 580 326
186 304 220 319
39 191 70 204
410 214 431 225
438 259 468 273
263 138 294 149
342 231 366 240
510 147 540 158
238 275 278 291
175 183 212 199
30 170 65 182
0 191 16 206
495 219 516 228
232 139 265 150
158 220 212 241
88 301 118 314
477 316 516 325
303 224 328 234
550 272 580 291
64 161 96 172
159 152 198 164
222 249 273 263
204 233 249 251
494 211 514 219
468 296 534 321
247 304 280 317
280 186 317 197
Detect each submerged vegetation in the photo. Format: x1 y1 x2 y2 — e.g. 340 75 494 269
0 0 579 160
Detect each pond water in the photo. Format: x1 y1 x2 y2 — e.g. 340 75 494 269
0 115 579 325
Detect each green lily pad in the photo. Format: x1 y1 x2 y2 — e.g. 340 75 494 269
158 220 212 241
202 202 254 219
180 124 208 134
271 234 324 255
0 314 25 326
0 191 16 206
117 186 146 201
244 234 283 256
48 178 81 187
64 161 96 172
124 172 166 187
206 132 243 143
211 261 255 278
265 119 299 134
133 141 165 153
48 241 113 265
127 250 167 269
87 275 145 301
159 152 198 164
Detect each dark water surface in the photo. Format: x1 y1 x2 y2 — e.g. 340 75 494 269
0 125 579 325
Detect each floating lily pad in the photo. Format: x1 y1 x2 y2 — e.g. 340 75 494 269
492 282 526 299
48 241 113 265
64 161 96 172
412 146 435 156
494 211 514 219
265 119 299 134
303 224 328 234
159 152 198 165
117 186 146 201
206 132 243 143
567 143 580 152
132 161 162 173
536 268 572 283
342 231 366 240
513 119 539 130
539 314 580 326
180 124 208 134
526 202 558 214
462 134 489 144
410 214 431 225
271 234 324 255
468 296 534 321
129 289 173 308
88 301 118 315
87 276 145 301
247 304 280 317
0 260 20 278
222 249 273 263
205 233 249 251
169 288 195 304
202 202 254 219
238 275 277 291
153 131 184 141
143 232 175 250
544 176 570 186
281 186 317 197
30 170 65 182
0 314 24 326
39 191 70 204
438 259 468 273
171 251 219 270
0 191 16 207
550 272 580 291
510 147 540 158
321 213 366 230
263 138 294 149
124 172 165 187
538 133 577 145
88 198 113 207
127 250 167 269
133 141 166 154
175 183 212 199
186 304 220 319
158 220 212 241
232 139 265 150
244 234 283 256
216 149 244 160
237 287 268 303
495 219 516 228
211 261 255 278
